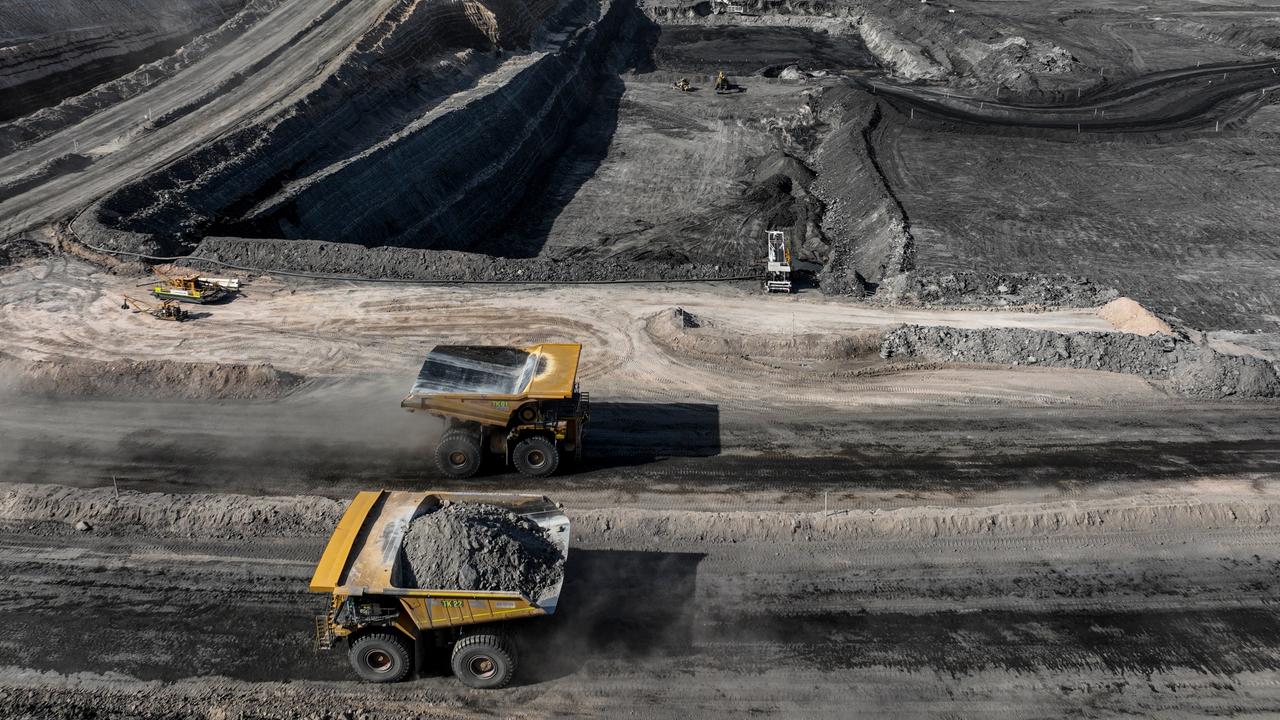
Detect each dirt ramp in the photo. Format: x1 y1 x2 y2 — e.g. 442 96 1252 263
398 502 564 599
0 355 303 400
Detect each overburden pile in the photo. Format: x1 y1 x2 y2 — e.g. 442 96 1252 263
398 503 564 600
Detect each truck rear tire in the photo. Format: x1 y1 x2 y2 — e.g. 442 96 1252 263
436 431 482 478
513 436 559 478
349 632 413 683
451 634 516 689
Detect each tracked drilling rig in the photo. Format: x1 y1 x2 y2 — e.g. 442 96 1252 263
764 230 794 293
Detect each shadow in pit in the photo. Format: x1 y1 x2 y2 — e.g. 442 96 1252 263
572 401 721 472
479 10 660 258
513 549 706 684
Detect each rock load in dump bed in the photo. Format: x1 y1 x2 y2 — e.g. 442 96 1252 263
399 503 565 600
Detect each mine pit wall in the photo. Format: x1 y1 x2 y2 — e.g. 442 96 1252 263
247 0 629 248
640 0 1087 97
0 0 248 120
83 0 632 256
0 0 285 157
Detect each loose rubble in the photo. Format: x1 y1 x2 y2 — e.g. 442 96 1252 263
881 325 1280 398
398 503 565 600
881 271 1120 308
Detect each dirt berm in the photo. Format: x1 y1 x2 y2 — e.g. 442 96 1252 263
0 354 302 400
880 325 1280 399
398 503 564 600
6 484 1280 545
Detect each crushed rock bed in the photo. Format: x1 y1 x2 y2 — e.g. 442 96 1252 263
398 503 564 600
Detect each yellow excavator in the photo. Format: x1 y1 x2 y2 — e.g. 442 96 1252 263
715 71 737 94
121 294 190 321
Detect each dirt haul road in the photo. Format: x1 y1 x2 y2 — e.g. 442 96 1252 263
3 487 1280 718
1 259 1279 717
2 258 1278 511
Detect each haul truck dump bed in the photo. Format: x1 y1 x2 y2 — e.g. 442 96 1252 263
401 343 589 479
310 490 570 688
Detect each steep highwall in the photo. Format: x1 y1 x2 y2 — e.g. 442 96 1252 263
80 0 631 256
0 0 285 157
241 0 630 247
0 0 247 120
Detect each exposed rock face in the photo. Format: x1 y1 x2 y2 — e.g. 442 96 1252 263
0 0 248 120
398 503 565 600
80 0 631 255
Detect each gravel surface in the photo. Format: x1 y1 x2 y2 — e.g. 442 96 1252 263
399 503 564 600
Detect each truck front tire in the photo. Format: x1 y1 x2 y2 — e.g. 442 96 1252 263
513 436 559 478
451 634 517 689
349 632 413 683
436 431 482 478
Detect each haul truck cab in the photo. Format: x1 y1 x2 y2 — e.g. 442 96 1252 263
309 490 570 689
401 343 590 479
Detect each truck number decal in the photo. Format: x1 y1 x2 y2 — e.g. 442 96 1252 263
491 401 509 409
440 600 464 608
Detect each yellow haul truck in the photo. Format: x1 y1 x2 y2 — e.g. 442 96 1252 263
310 490 570 689
401 343 589 479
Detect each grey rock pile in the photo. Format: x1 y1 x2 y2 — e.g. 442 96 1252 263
399 503 565 600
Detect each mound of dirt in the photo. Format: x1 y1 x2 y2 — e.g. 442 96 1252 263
0 483 343 538
398 503 564 600
574 494 1280 545
881 271 1119 308
880 325 1280 399
0 235 49 266
1098 297 1174 336
0 355 303 399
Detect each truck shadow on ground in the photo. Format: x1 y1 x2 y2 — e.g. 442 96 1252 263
512 549 705 684
570 401 721 473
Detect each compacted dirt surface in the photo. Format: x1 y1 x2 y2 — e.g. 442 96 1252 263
0 258 1277 718
3 0 1280 715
